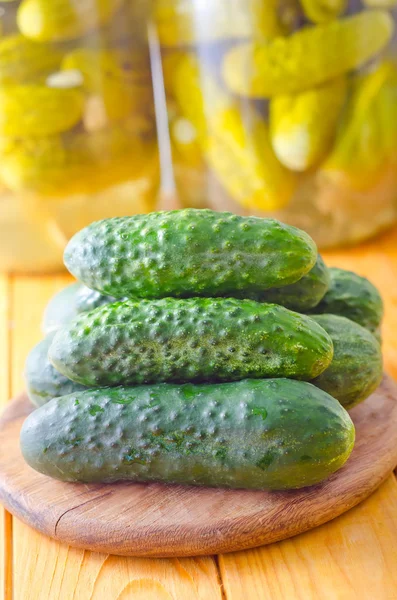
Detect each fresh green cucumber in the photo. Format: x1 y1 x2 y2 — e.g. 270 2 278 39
238 254 330 311
25 333 87 407
309 268 383 333
311 314 382 409
42 282 118 334
20 378 355 489
64 210 317 299
49 297 333 386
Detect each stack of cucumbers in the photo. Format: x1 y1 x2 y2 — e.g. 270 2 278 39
21 210 383 491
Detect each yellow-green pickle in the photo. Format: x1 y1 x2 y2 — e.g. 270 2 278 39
269 77 347 171
0 0 397 271
17 0 124 42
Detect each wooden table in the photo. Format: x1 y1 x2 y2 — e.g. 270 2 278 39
1 226 397 600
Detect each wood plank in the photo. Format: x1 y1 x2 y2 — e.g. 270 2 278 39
220 475 397 600
8 275 71 600
10 276 222 600
13 530 222 600
0 275 11 600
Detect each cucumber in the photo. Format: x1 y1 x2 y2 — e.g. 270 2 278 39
25 333 86 407
50 297 333 386
64 210 317 299
311 314 383 409
20 378 355 489
309 267 383 333
238 254 330 311
42 282 118 334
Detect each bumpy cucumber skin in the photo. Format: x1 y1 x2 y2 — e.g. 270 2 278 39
42 282 118 334
25 333 86 408
237 255 330 311
50 297 333 387
64 210 317 299
309 268 383 333
311 315 383 410
20 379 355 489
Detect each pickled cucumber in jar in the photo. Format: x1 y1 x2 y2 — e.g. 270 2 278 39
222 11 394 97
0 118 158 197
322 62 397 191
0 84 84 136
0 35 63 84
17 0 124 42
173 55 297 211
270 78 347 171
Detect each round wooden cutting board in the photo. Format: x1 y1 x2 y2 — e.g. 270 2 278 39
1 375 397 558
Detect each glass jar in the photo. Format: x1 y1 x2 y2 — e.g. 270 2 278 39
154 0 397 247
0 0 159 272
2 1 397 272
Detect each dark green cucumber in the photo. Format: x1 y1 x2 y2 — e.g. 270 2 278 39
311 314 383 410
64 210 317 299
20 378 355 489
237 254 330 311
25 333 87 408
50 297 334 386
309 268 383 333
43 282 118 334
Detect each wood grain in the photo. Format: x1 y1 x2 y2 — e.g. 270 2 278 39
12 531 222 600
1 376 397 559
9 275 72 600
219 476 397 600
8 276 223 600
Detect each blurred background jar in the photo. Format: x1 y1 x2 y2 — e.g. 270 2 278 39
1 0 397 272
155 0 397 248
0 0 159 272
